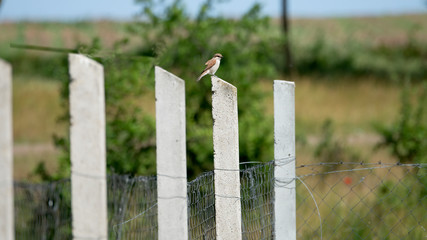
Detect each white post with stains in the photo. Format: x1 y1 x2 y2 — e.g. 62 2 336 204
273 80 296 240
69 54 108 240
0 59 14 240
211 76 242 240
155 66 188 240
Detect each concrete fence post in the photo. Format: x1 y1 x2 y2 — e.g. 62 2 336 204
273 80 296 240
155 66 188 240
0 59 14 240
69 54 108 240
211 76 242 240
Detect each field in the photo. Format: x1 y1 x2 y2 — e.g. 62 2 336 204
1 14 426 180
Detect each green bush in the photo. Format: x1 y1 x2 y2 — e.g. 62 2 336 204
375 82 427 164
314 119 361 172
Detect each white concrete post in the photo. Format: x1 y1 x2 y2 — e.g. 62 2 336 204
273 80 296 240
0 59 14 240
211 76 242 240
69 54 108 240
155 66 188 240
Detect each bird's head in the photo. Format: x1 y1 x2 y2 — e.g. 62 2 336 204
214 53 223 59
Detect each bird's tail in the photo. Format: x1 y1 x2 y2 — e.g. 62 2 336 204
197 71 207 82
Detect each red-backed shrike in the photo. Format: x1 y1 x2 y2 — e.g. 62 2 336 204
197 53 223 82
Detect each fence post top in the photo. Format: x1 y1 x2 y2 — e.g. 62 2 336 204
211 76 236 93
0 58 11 67
155 65 167 74
274 80 295 87
155 66 185 85
154 65 166 72
68 53 103 69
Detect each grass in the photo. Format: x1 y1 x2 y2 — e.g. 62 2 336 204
1 14 427 57
14 144 59 181
12 76 65 181
0 21 131 58
261 77 401 135
289 14 427 48
12 75 66 143
0 20 144 65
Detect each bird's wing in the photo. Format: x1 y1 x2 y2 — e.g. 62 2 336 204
205 59 211 65
202 58 216 73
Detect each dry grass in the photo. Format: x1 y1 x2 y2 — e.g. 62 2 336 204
261 77 401 134
14 143 59 181
0 21 131 57
12 76 65 181
295 78 400 132
1 14 427 57
12 76 66 143
289 14 427 48
258 77 402 168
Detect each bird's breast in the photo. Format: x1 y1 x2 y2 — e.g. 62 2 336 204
210 60 220 74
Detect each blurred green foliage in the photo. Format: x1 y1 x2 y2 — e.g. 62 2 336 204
375 82 427 164
314 119 361 172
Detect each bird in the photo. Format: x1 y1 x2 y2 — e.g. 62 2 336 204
197 53 223 82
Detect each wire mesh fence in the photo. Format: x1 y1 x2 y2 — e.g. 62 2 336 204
187 171 216 239
108 174 158 239
296 162 427 240
14 179 72 240
13 161 426 239
240 161 275 240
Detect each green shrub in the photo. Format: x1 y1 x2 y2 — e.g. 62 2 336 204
375 82 427 164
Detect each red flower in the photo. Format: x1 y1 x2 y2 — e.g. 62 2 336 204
343 176 352 186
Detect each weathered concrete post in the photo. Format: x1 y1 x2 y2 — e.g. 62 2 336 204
0 59 14 240
211 76 242 240
69 54 108 240
273 80 296 240
155 66 188 240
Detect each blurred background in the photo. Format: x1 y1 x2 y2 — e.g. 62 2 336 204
0 0 426 182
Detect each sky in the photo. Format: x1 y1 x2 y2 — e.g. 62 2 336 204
0 0 426 22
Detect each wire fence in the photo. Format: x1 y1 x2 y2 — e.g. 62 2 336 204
108 174 158 240
14 161 426 239
188 171 216 239
14 179 71 240
296 162 427 240
240 161 275 240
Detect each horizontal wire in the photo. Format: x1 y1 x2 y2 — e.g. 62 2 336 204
297 164 424 179
112 203 158 229
297 161 426 168
72 170 106 180
72 234 108 240
157 173 187 179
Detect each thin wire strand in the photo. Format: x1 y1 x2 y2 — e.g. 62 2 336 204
296 176 322 240
112 203 158 229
